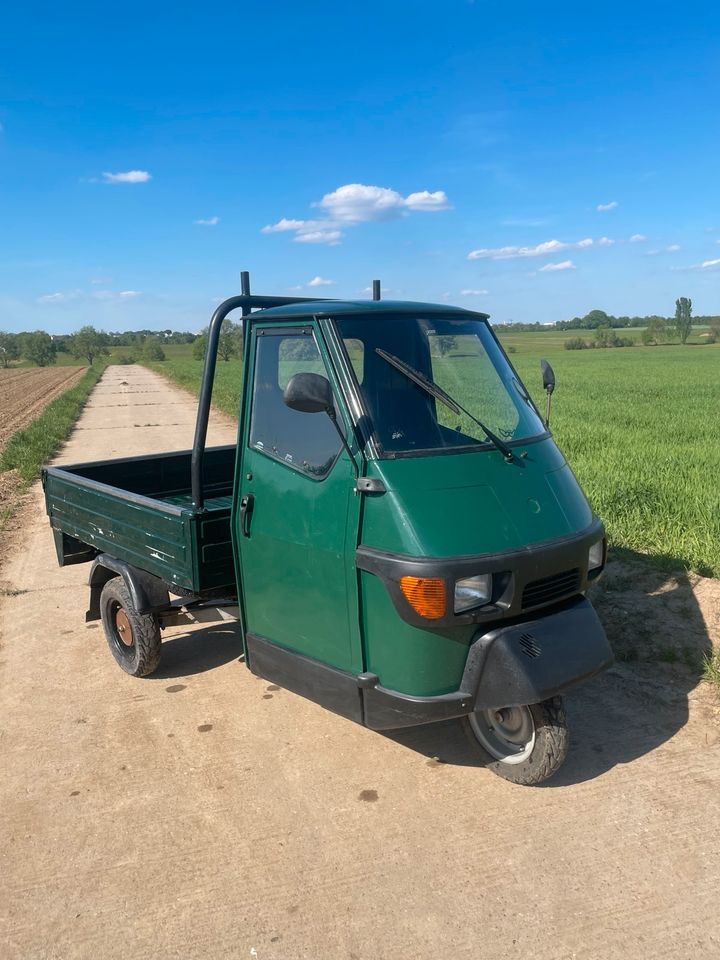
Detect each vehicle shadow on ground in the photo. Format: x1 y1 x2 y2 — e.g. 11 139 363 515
388 549 715 785
151 625 243 679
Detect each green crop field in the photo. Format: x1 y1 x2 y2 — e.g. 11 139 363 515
146 334 720 577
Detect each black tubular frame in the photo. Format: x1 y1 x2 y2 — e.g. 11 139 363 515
191 271 343 509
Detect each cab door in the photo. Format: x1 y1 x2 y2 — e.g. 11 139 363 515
235 322 362 676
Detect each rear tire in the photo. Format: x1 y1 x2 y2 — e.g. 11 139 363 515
462 696 569 786
100 577 161 677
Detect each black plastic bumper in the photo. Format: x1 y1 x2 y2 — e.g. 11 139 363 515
362 596 613 730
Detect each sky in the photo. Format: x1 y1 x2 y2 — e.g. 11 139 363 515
1 0 719 333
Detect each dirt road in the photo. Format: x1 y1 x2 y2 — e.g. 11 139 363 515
0 366 85 454
1 365 719 960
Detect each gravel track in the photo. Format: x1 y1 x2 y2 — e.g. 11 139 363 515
1 365 719 960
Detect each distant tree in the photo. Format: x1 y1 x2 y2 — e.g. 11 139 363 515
644 317 669 345
217 321 240 361
143 338 166 361
674 297 693 344
432 335 457 357
584 309 611 329
0 332 21 367
594 325 615 348
69 325 110 366
22 331 56 366
192 333 207 361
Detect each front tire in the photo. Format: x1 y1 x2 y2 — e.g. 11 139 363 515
462 696 569 786
100 577 162 677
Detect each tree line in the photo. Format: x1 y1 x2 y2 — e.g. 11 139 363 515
495 303 719 332
0 327 185 367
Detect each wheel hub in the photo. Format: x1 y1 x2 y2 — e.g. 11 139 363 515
114 607 135 647
469 705 536 764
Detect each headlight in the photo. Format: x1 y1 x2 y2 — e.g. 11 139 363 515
588 539 605 573
454 574 492 613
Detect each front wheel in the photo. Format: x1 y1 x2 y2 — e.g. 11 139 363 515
462 697 569 786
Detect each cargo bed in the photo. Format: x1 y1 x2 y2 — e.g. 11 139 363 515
43 445 237 595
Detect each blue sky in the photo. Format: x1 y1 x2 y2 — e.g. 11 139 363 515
1 1 718 332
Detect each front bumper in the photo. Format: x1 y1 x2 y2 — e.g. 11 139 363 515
362 596 613 730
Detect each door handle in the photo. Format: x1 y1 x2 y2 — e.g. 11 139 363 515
240 493 254 537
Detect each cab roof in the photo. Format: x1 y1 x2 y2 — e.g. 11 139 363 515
249 299 490 322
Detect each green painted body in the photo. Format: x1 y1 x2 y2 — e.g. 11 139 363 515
44 447 237 593
357 442 593 695
44 298 599 704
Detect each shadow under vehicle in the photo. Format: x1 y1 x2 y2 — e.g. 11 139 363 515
43 272 613 785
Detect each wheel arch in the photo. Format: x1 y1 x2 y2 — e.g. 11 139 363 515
86 555 170 622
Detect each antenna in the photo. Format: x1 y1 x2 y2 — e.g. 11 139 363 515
372 279 381 301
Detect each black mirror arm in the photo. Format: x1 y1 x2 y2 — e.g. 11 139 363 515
326 407 360 480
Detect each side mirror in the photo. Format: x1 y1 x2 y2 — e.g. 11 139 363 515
541 359 556 394
540 359 555 429
283 372 334 415
282 371 360 481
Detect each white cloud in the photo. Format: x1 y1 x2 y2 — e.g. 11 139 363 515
261 217 309 233
316 183 451 222
597 201 618 212
263 182 451 245
461 289 489 295
37 291 75 303
307 276 336 287
102 170 151 184
404 190 452 212
38 288 141 304
90 277 111 284
597 236 614 246
630 234 647 243
194 216 219 226
539 260 575 272
701 258 720 268
468 238 595 260
294 229 343 245
666 244 681 252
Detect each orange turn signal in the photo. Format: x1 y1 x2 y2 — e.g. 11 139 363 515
399 576 446 620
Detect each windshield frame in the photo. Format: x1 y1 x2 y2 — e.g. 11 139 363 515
330 312 550 460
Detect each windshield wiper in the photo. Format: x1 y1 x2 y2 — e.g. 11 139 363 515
375 348 514 461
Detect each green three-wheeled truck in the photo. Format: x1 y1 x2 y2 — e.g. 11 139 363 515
43 272 612 785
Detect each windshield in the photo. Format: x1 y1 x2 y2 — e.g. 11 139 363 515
335 315 546 455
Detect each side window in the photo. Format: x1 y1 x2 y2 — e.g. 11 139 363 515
249 330 343 479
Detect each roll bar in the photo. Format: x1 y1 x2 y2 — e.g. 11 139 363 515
191 271 385 509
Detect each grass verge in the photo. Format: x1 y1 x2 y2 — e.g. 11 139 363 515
702 651 720 697
0 365 102 485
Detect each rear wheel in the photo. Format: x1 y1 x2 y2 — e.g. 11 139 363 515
100 577 161 677
462 696 568 786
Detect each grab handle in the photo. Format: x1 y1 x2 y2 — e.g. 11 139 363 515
239 493 254 537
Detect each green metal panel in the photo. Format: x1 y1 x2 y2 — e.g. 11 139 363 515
355 438 594 695
360 438 592 557
44 447 239 594
360 573 476 696
235 321 363 674
45 473 195 589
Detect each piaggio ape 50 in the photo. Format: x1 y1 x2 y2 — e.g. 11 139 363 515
43 273 612 785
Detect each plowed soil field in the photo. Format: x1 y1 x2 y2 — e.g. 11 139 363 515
0 366 85 455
